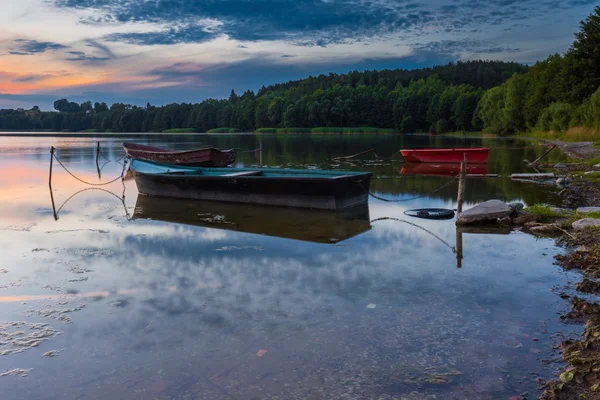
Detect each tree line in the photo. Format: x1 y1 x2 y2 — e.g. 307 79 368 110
0 6 598 136
476 6 600 135
0 60 525 133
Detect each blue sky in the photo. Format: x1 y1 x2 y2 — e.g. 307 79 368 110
0 0 596 110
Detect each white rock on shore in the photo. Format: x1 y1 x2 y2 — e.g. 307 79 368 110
456 200 512 225
577 207 600 214
572 218 600 231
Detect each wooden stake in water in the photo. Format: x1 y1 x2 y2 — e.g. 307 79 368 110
456 153 467 214
49 146 58 220
456 230 463 268
49 146 55 187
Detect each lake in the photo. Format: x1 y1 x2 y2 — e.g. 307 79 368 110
0 133 578 399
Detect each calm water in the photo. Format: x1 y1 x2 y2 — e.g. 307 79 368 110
0 134 578 399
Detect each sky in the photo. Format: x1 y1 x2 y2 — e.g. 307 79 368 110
0 0 597 110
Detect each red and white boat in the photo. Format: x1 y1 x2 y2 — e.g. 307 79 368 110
400 147 489 164
123 142 237 167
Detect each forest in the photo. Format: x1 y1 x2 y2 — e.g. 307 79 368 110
0 6 598 136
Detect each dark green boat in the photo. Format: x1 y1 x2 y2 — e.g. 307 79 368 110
130 159 372 211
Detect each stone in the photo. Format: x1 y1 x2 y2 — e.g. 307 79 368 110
512 213 536 225
456 200 512 225
554 163 568 172
577 207 600 214
498 216 513 226
508 202 524 213
572 218 600 231
549 207 573 214
594 163 600 169
525 221 544 229
529 224 560 234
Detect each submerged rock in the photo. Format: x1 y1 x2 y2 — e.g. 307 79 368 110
572 218 600 231
456 200 512 225
529 224 561 235
554 163 568 172
512 212 536 225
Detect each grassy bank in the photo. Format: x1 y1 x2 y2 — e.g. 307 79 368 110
206 127 240 133
255 127 398 134
516 127 600 142
162 128 198 133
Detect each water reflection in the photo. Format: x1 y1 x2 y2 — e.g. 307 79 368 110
0 135 578 400
133 195 371 244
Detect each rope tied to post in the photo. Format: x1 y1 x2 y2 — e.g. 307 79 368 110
51 147 129 187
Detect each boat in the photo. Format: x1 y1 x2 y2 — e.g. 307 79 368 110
133 195 371 243
400 162 488 177
123 142 237 167
400 148 489 164
129 159 372 211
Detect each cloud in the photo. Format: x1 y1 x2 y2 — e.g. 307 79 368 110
65 51 111 62
53 0 431 46
413 40 521 57
105 25 218 45
9 39 67 55
84 39 116 59
13 74 50 83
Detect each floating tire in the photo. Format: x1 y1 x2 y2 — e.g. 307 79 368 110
404 208 455 220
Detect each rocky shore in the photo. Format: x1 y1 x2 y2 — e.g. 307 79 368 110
457 157 600 399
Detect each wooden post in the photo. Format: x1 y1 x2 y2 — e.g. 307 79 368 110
457 152 467 214
456 228 463 268
49 146 55 187
49 147 58 221
258 139 263 168
529 145 557 167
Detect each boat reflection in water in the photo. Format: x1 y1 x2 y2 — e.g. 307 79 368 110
133 195 371 244
400 162 489 177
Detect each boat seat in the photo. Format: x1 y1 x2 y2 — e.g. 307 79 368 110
222 170 262 177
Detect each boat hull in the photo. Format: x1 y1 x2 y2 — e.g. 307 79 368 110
123 142 236 167
130 161 372 211
400 148 489 164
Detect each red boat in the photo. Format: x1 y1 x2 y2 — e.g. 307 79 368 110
400 162 488 177
123 142 237 167
400 148 489 164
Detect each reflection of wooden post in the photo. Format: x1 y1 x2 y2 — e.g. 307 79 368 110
457 153 467 214
456 228 463 268
96 142 101 179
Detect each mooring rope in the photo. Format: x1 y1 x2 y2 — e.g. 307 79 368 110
98 148 126 163
55 187 129 220
333 149 402 161
236 147 263 154
371 216 456 253
53 152 128 186
358 175 459 203
334 146 548 162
